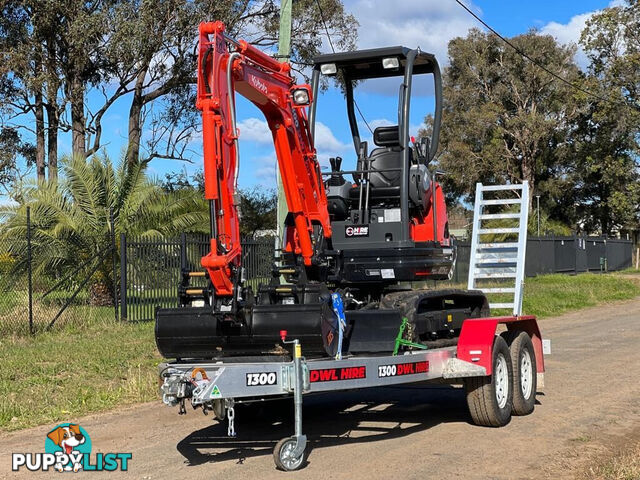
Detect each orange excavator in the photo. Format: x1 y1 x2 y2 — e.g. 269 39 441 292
155 21 488 360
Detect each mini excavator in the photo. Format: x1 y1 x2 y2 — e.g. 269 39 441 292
155 21 489 360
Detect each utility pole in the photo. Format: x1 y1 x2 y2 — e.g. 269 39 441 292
536 195 541 236
275 0 292 255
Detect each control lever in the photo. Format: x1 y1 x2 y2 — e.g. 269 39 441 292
411 136 430 165
357 142 368 222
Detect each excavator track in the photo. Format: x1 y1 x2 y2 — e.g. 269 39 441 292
379 289 490 344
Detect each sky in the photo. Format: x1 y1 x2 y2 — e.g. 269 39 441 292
5 0 621 200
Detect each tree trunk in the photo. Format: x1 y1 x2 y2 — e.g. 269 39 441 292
34 91 46 182
45 38 58 181
70 76 86 159
125 69 147 166
46 100 58 182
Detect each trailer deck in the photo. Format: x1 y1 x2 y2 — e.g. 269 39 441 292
159 315 545 471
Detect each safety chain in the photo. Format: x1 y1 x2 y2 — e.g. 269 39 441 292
227 405 236 437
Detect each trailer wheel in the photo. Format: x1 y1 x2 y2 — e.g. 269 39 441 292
273 437 306 471
504 331 537 416
464 335 513 427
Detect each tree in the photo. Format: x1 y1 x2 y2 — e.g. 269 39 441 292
0 154 208 303
3 0 357 185
0 2 48 181
434 29 582 213
0 128 36 195
102 0 358 166
576 1 640 234
160 168 276 237
238 186 277 237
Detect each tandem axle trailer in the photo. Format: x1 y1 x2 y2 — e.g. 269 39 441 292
159 315 545 471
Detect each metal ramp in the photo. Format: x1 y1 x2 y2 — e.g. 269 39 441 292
467 182 530 315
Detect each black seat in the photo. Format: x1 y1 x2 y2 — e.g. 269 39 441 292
368 126 402 188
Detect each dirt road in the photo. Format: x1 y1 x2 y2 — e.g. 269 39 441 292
2 297 640 479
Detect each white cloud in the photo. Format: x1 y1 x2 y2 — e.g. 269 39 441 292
337 0 481 96
540 1 622 70
345 0 480 63
540 12 592 69
253 153 278 185
237 117 349 153
0 197 18 208
314 122 351 152
237 117 273 143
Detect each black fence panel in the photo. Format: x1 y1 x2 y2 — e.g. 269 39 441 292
553 236 578 273
606 239 632 271
525 237 556 276
575 238 588 273
451 241 470 285
586 238 607 271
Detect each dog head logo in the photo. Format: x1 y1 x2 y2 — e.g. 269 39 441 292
45 423 92 472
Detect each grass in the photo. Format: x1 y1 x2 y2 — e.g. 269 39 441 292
1 272 639 433
583 441 640 480
617 267 640 275
520 273 640 318
0 319 160 432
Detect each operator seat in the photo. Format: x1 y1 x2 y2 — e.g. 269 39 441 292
368 125 403 188
348 125 404 206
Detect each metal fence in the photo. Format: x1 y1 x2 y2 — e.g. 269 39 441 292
120 234 275 321
0 207 118 336
449 235 633 284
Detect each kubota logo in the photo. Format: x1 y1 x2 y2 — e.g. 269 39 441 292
249 74 268 94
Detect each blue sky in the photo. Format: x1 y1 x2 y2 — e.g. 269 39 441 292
8 0 619 196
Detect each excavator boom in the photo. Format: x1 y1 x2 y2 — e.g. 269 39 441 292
196 21 331 297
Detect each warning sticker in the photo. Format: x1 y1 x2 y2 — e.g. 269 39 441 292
309 366 366 383
377 361 429 378
380 269 395 279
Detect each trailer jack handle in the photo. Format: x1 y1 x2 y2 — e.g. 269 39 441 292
393 317 429 355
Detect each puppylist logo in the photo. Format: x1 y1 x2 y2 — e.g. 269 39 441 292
12 422 132 473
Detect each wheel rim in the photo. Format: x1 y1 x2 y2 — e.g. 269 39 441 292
520 349 533 399
495 353 509 409
280 440 303 470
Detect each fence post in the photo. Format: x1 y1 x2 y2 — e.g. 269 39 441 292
180 232 187 272
27 206 34 335
120 233 127 321
110 208 118 322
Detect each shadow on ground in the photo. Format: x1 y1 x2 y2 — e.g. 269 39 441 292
176 384 473 467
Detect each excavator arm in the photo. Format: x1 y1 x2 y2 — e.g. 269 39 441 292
196 21 332 297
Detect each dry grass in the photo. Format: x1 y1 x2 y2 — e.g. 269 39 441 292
583 441 640 480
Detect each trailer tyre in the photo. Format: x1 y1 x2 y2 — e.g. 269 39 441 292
504 331 537 416
274 437 306 471
464 335 513 427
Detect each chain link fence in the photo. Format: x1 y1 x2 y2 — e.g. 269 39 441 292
0 207 118 336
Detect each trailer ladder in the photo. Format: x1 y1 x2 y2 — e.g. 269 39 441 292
467 182 530 315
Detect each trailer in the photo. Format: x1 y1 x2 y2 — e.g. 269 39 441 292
159 314 544 471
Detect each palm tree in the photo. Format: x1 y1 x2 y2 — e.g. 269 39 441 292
0 154 208 304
